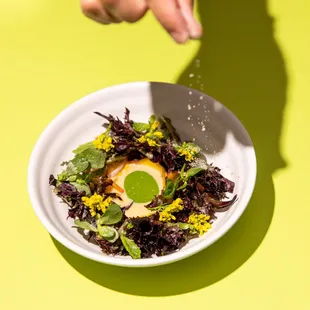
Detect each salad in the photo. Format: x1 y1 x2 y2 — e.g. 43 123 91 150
49 109 237 259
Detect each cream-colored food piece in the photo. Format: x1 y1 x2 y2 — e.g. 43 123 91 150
124 203 155 218
107 159 166 218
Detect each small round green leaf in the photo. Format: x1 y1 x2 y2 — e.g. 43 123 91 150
97 225 119 243
98 204 123 225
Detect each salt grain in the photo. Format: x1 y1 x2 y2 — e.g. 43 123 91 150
189 73 195 78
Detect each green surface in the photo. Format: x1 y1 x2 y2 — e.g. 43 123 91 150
1 0 310 309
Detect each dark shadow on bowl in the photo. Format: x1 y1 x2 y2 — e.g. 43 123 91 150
53 0 287 296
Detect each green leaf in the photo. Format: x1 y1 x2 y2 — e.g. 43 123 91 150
127 223 134 229
163 178 179 199
148 115 156 125
71 155 89 173
180 164 186 179
97 225 119 243
177 181 187 191
79 148 106 169
71 182 91 195
185 167 204 179
67 175 77 182
177 223 194 230
120 235 141 259
133 122 150 132
58 162 79 181
97 204 123 225
76 178 86 185
187 142 201 151
73 141 95 154
74 219 97 232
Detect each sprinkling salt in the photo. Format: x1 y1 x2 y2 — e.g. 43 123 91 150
199 96 203 100
192 157 208 169
189 91 192 95
189 73 195 78
188 104 192 110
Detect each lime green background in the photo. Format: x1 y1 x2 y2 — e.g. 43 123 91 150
1 0 309 309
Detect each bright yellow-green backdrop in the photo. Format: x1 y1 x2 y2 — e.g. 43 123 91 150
1 0 309 309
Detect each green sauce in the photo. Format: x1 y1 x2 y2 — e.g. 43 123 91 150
124 171 159 203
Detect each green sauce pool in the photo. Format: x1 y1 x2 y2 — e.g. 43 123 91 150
124 171 159 203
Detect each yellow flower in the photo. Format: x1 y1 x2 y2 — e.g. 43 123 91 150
82 193 112 217
137 135 146 143
151 121 160 130
159 198 184 222
93 134 114 152
138 131 163 147
146 139 158 147
167 198 184 213
137 119 164 147
178 149 194 161
153 131 164 138
159 210 176 222
176 142 200 162
188 213 212 235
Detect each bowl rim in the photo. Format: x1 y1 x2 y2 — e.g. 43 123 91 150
28 81 257 268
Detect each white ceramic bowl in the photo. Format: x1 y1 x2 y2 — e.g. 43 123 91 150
28 82 256 268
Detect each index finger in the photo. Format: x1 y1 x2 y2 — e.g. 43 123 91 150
147 0 189 43
177 0 202 39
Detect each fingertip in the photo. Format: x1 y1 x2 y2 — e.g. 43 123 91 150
81 0 99 15
189 23 203 40
170 31 189 44
177 0 203 40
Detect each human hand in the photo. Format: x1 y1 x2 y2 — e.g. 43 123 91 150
80 0 202 44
